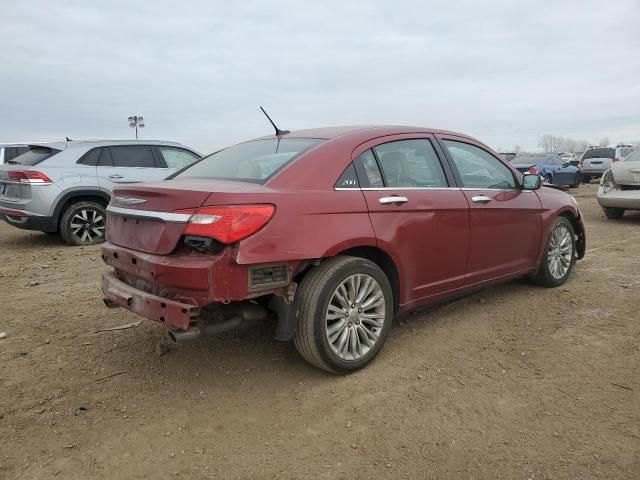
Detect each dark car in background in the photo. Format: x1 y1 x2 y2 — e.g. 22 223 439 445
510 154 582 187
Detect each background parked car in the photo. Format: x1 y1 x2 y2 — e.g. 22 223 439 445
0 139 200 245
559 152 579 166
510 153 582 187
580 145 635 183
597 149 640 219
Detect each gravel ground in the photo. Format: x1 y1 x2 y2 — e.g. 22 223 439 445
0 183 639 479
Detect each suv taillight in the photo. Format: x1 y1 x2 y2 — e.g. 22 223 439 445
177 205 275 244
528 166 539 175
7 171 53 185
612 157 619 162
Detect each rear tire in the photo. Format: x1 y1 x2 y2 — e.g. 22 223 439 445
582 175 591 184
293 256 393 374
544 174 552 184
532 217 576 288
603 207 625 219
59 201 107 246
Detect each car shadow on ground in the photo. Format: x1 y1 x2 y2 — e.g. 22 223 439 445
95 279 534 385
0 230 68 250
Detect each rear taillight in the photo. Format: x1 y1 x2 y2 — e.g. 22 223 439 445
612 157 619 162
528 167 539 175
178 205 275 244
7 171 53 185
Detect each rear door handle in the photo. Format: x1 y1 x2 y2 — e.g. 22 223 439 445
471 195 492 204
108 175 124 180
379 196 408 205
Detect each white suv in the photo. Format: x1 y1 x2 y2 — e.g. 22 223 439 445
0 139 200 245
580 144 635 183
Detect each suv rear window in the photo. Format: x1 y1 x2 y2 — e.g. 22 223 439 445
582 148 615 160
174 138 322 183
7 146 60 166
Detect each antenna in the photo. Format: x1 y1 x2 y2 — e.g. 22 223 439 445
66 136 72 141
260 106 290 136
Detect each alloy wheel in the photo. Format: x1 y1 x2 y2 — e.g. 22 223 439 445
325 273 386 361
70 208 105 243
547 225 572 279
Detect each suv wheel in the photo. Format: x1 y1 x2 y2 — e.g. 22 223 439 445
532 217 576 288
603 207 624 219
59 201 107 246
293 256 393 374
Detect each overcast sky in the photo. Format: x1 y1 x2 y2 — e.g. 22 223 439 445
1 0 639 153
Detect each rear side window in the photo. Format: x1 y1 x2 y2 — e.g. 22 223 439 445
108 146 156 168
582 148 615 160
175 138 322 183
354 150 384 187
158 147 200 169
443 140 516 189
373 139 447 188
7 146 60 166
77 148 102 166
335 163 360 188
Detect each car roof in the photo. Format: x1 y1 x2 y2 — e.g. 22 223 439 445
1 139 193 150
253 125 473 141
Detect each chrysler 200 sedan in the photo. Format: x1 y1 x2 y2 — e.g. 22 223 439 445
101 126 586 373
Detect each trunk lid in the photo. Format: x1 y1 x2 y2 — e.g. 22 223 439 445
611 161 640 186
583 157 612 170
106 179 273 254
511 162 536 174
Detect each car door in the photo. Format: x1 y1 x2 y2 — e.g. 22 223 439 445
97 145 168 192
437 136 543 286
354 136 470 309
154 146 201 177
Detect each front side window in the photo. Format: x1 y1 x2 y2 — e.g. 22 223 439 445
373 139 447 188
108 146 156 168
174 138 322 183
443 140 516 189
158 147 200 169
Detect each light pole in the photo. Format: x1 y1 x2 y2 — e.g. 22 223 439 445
128 115 145 139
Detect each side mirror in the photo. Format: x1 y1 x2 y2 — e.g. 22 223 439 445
522 173 542 190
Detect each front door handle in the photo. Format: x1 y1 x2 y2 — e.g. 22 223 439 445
379 196 408 205
471 195 492 204
108 175 124 180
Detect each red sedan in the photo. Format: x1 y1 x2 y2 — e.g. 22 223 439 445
101 126 586 373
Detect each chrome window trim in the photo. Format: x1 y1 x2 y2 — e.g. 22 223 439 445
334 187 462 191
106 205 191 223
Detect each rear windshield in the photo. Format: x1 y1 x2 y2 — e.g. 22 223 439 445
6 146 60 166
173 138 322 183
582 148 614 160
623 150 640 162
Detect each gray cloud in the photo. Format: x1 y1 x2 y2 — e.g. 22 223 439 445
1 0 639 153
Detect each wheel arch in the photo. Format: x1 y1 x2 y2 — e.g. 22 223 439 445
53 189 111 226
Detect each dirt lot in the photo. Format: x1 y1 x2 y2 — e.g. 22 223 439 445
1 183 639 479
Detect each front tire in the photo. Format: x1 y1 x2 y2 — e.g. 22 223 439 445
603 207 624 219
532 217 576 288
293 256 393 374
59 201 107 246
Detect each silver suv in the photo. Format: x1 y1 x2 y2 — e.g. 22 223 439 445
580 145 635 183
0 140 200 245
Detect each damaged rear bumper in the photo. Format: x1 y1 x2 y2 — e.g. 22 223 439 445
102 270 199 330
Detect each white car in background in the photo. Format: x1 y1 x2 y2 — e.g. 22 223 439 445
597 149 640 219
580 145 635 183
